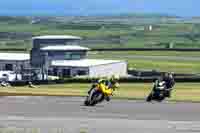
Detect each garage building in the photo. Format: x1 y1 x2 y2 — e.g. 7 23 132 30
40 45 127 78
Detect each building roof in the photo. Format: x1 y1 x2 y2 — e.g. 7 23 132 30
40 45 90 51
51 59 124 67
0 53 30 61
32 35 81 40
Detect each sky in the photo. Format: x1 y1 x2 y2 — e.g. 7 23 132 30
0 0 199 17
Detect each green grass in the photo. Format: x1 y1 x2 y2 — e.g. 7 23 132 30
0 22 131 38
127 59 200 73
88 51 200 73
88 51 200 57
1 19 200 49
0 83 200 102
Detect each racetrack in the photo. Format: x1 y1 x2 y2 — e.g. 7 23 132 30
0 96 200 133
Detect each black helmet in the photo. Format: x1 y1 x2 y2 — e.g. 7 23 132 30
163 72 174 79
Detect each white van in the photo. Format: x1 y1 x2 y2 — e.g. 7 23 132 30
0 71 22 81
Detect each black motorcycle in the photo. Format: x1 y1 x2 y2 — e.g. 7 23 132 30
146 80 170 102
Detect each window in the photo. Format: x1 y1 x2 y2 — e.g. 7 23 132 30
5 64 13 71
71 54 81 60
48 51 85 60
64 52 71 60
77 70 87 76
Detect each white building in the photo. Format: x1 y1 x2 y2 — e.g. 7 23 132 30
40 45 127 78
50 58 127 78
30 35 127 78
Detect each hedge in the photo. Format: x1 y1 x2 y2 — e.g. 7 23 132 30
7 76 200 86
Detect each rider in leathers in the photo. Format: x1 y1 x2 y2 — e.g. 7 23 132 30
88 76 119 101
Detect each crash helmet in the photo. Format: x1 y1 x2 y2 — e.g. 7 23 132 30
161 72 169 79
163 72 174 79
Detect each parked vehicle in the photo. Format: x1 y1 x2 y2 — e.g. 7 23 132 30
0 71 22 81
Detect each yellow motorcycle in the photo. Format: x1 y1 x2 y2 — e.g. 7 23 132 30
84 81 117 106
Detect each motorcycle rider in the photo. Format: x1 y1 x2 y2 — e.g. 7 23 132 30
152 76 165 91
162 72 175 98
88 75 119 101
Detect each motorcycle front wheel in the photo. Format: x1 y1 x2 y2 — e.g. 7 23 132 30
146 93 153 102
84 88 99 106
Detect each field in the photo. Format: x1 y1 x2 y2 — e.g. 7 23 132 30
1 16 200 50
89 51 200 57
0 83 200 102
88 51 200 74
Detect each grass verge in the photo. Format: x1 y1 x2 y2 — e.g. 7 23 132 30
88 51 200 73
89 51 200 58
0 83 199 102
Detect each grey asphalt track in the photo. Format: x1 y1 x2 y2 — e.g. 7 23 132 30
0 96 200 133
